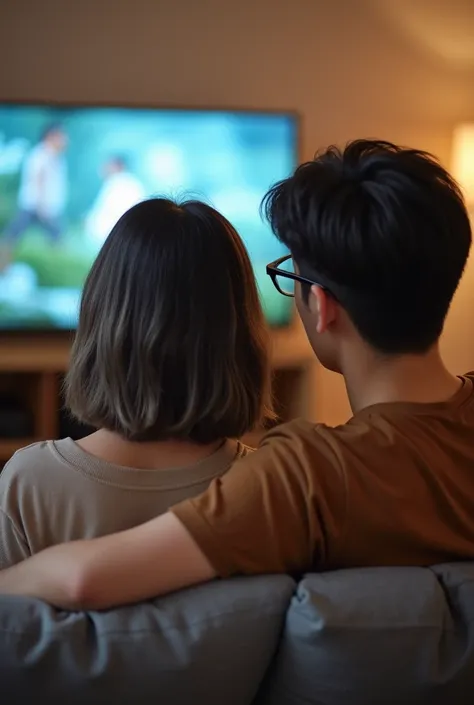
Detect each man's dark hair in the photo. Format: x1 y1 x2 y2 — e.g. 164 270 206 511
262 139 472 354
65 198 273 443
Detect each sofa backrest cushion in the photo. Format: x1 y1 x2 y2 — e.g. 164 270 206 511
0 574 295 705
256 564 474 705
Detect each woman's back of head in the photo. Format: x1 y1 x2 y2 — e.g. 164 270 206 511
65 198 273 444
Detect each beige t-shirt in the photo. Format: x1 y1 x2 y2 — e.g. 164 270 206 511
0 437 250 569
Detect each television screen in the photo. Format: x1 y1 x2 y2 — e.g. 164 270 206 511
0 103 297 330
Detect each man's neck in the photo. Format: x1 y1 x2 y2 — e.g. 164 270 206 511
342 345 462 414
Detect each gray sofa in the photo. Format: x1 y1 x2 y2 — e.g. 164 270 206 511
1 564 473 704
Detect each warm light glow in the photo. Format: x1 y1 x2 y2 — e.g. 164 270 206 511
451 124 474 206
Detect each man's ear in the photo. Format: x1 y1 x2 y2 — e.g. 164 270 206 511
309 285 337 334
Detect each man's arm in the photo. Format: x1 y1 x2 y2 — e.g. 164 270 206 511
0 422 346 611
0 512 215 610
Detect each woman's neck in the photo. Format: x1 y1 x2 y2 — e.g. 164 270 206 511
75 429 224 470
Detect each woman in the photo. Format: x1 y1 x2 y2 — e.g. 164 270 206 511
0 197 273 569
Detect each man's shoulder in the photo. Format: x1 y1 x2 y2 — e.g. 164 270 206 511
259 381 474 468
258 418 352 468
258 416 389 467
260 417 361 447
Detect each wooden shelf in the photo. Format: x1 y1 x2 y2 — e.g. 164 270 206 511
0 335 72 372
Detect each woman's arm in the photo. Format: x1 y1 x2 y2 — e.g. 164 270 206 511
0 512 215 610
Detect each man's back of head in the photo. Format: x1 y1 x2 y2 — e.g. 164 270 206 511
263 139 472 409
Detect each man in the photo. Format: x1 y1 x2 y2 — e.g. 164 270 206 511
2 123 68 247
1 139 473 609
85 156 146 247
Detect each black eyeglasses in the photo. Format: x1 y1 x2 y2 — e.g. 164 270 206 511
266 254 325 298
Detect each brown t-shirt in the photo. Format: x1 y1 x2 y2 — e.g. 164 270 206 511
172 372 474 577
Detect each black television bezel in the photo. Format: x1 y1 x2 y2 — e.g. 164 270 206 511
0 99 300 336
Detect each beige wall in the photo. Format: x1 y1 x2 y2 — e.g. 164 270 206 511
1 0 473 425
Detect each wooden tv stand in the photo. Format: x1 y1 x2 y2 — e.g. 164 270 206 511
0 322 316 462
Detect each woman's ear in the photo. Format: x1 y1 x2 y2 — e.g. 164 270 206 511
309 285 337 334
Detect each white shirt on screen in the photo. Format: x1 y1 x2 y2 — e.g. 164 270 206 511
17 143 67 219
86 171 146 246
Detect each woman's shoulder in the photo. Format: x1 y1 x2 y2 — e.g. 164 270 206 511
0 439 67 488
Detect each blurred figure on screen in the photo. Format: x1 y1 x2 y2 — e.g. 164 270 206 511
2 123 68 247
86 156 146 246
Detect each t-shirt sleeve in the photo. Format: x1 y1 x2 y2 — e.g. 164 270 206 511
171 420 347 577
0 453 34 569
0 506 30 569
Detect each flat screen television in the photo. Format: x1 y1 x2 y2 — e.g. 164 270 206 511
0 102 297 330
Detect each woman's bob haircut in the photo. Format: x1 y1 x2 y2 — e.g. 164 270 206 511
65 197 274 443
